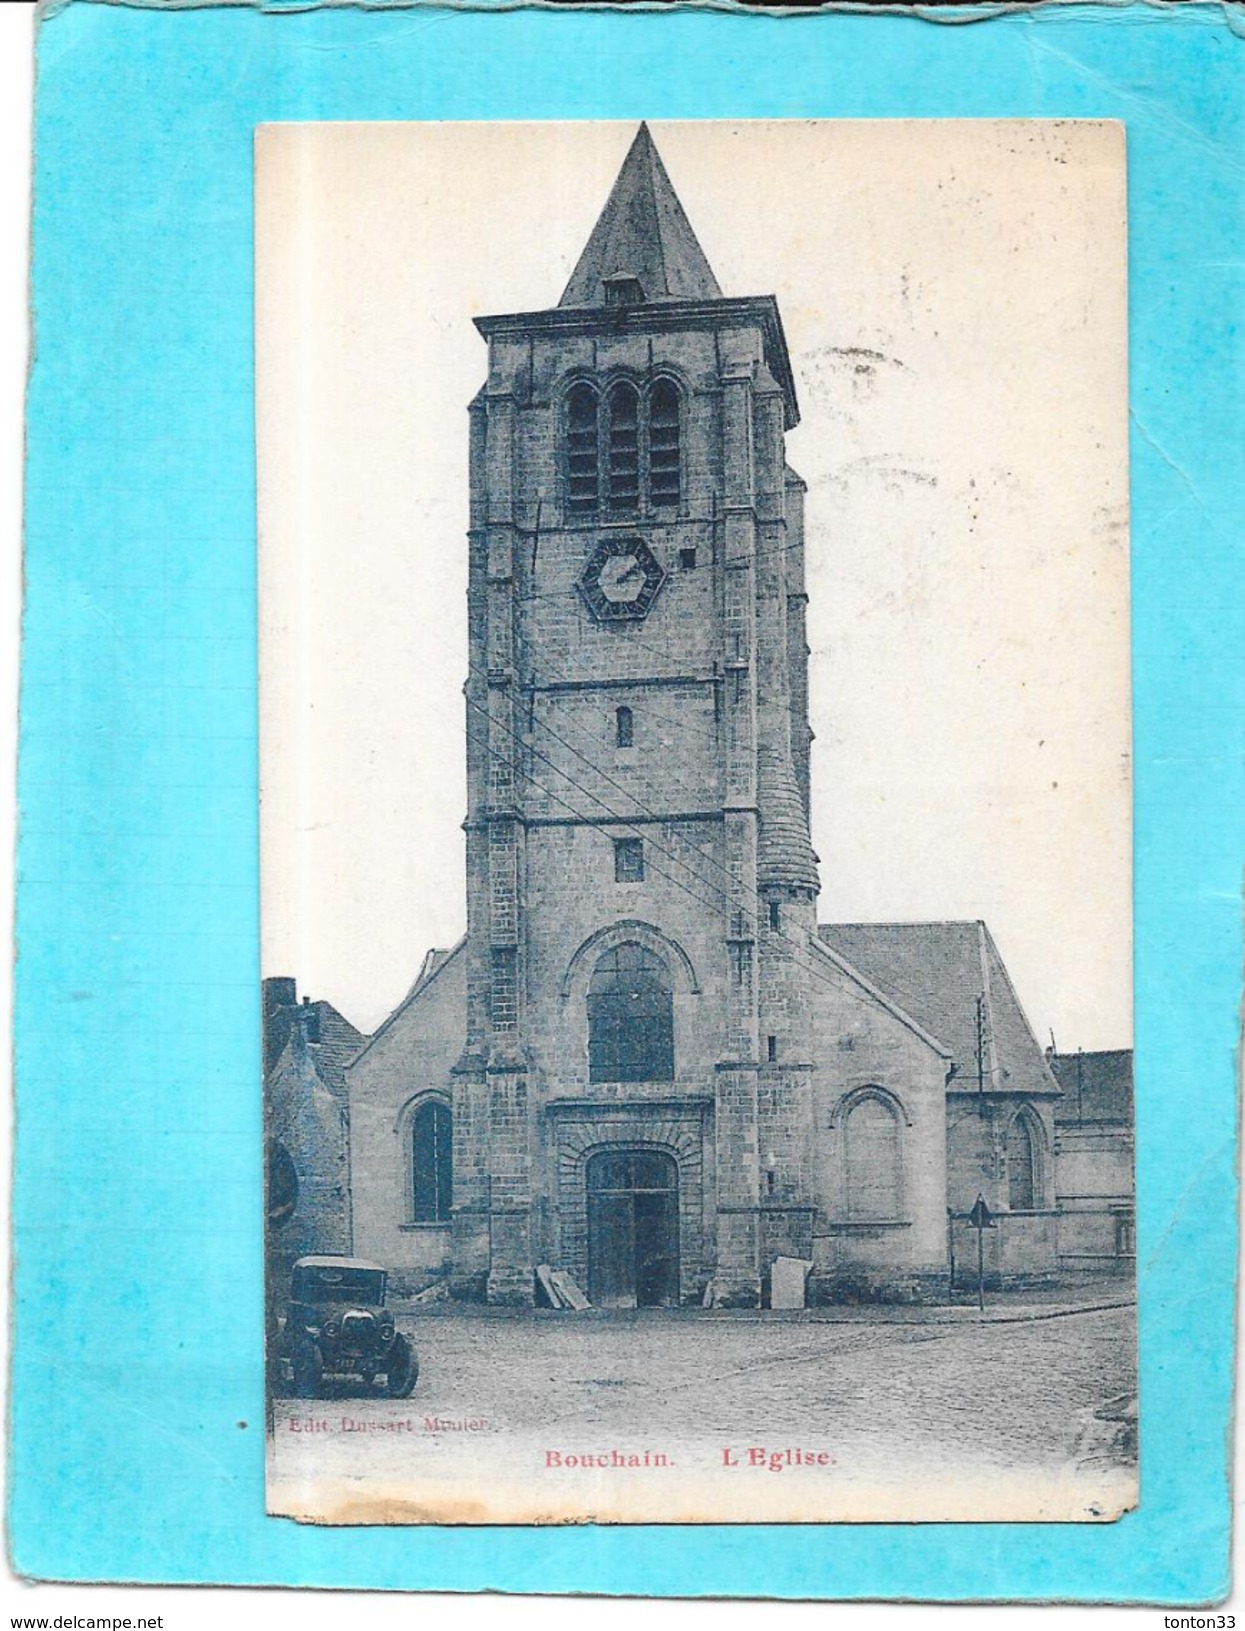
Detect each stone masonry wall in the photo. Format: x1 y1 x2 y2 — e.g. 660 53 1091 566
465 310 802 1303
347 950 466 1285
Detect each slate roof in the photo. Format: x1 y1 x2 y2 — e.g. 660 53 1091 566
757 744 820 893
560 124 723 308
348 937 468 1068
818 920 1061 1098
1051 1049 1133 1126
264 993 367 1111
308 1002 368 1098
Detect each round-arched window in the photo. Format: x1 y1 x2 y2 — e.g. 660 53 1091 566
412 1099 453 1223
588 941 674 1084
266 1139 298 1227
563 377 683 513
649 378 681 507
843 1094 902 1220
606 382 640 511
566 382 599 511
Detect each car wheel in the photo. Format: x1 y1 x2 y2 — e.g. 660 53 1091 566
382 1334 418 1399
291 1337 324 1399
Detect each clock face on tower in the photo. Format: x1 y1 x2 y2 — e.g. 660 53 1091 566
578 538 666 623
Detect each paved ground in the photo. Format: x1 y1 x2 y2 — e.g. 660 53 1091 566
269 1301 1137 1525
394 1301 1136 1461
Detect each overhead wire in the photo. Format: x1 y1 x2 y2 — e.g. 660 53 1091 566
399 569 862 1015
394 500 907 1029
450 655 878 1022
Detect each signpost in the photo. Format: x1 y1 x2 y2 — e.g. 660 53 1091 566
968 1193 995 1311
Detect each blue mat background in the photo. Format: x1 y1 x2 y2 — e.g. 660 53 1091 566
12 0 1242 1600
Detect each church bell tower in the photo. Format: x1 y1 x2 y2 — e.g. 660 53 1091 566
453 126 820 1307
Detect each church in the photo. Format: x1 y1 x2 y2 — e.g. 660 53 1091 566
342 125 1089 1308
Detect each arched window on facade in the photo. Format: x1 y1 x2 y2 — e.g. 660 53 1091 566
265 1138 299 1227
411 1098 453 1223
648 378 681 507
566 383 599 512
1006 1111 1037 1211
606 382 640 511
588 941 674 1084
843 1093 902 1220
615 705 634 748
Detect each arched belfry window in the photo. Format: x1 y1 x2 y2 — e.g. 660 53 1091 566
607 382 640 511
562 378 683 513
1006 1111 1037 1211
411 1099 452 1223
566 383 599 512
588 941 674 1083
649 378 681 507
843 1093 902 1220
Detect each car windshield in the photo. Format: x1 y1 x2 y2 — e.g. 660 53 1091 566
292 1267 385 1304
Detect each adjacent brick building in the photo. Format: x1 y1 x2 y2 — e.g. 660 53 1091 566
343 125 1129 1306
264 977 363 1283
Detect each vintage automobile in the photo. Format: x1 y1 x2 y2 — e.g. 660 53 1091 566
277 1255 418 1399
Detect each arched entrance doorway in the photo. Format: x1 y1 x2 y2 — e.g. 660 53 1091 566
586 1149 680 1308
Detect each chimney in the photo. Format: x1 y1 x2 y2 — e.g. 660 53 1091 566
263 976 296 1016
262 977 298 1076
300 994 321 1046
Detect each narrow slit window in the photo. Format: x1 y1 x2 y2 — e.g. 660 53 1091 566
768 901 781 931
607 382 640 512
649 379 681 508
490 945 518 1031
566 383 599 512
767 1035 778 1062
615 705 634 748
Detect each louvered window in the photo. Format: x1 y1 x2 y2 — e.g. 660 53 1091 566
649 378 681 507
566 383 599 512
563 378 683 513
607 382 640 511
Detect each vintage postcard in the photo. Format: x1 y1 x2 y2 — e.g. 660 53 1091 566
256 119 1135 1526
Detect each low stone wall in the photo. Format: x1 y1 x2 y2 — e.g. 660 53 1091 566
1058 1204 1134 1275
808 1268 949 1307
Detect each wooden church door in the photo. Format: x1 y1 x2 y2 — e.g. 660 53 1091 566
586 1149 679 1308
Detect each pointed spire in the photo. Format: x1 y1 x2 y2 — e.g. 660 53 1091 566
560 124 723 308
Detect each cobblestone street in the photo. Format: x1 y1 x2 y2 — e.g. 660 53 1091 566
269 1301 1137 1526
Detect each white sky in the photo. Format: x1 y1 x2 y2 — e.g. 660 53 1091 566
256 119 1131 1048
